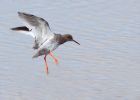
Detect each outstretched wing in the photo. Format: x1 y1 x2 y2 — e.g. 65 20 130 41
18 12 54 48
11 26 34 37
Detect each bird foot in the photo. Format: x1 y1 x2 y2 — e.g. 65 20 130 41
54 59 59 65
45 66 49 75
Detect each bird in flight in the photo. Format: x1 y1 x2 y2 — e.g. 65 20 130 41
11 12 80 74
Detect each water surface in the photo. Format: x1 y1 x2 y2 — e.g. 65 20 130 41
0 0 140 100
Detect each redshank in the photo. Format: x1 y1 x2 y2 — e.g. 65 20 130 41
11 12 80 74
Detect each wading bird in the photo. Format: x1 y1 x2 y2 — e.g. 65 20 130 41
11 12 80 74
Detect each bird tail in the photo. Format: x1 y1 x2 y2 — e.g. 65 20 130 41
32 52 40 58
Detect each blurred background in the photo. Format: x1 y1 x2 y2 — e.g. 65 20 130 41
0 0 140 100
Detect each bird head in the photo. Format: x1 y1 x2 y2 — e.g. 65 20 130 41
63 34 80 45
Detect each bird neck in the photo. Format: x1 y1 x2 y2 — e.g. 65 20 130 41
58 34 68 45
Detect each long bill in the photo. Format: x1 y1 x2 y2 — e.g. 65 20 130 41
72 40 80 45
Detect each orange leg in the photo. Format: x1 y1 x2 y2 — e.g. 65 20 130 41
44 54 48 74
49 52 59 64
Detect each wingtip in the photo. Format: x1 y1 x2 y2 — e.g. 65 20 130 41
11 27 19 31
11 27 16 30
10 26 30 32
18 11 21 14
18 12 27 16
18 11 23 16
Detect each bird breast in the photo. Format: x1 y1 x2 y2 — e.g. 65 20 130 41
39 36 59 51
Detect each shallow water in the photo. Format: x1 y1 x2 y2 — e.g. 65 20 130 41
0 0 140 100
